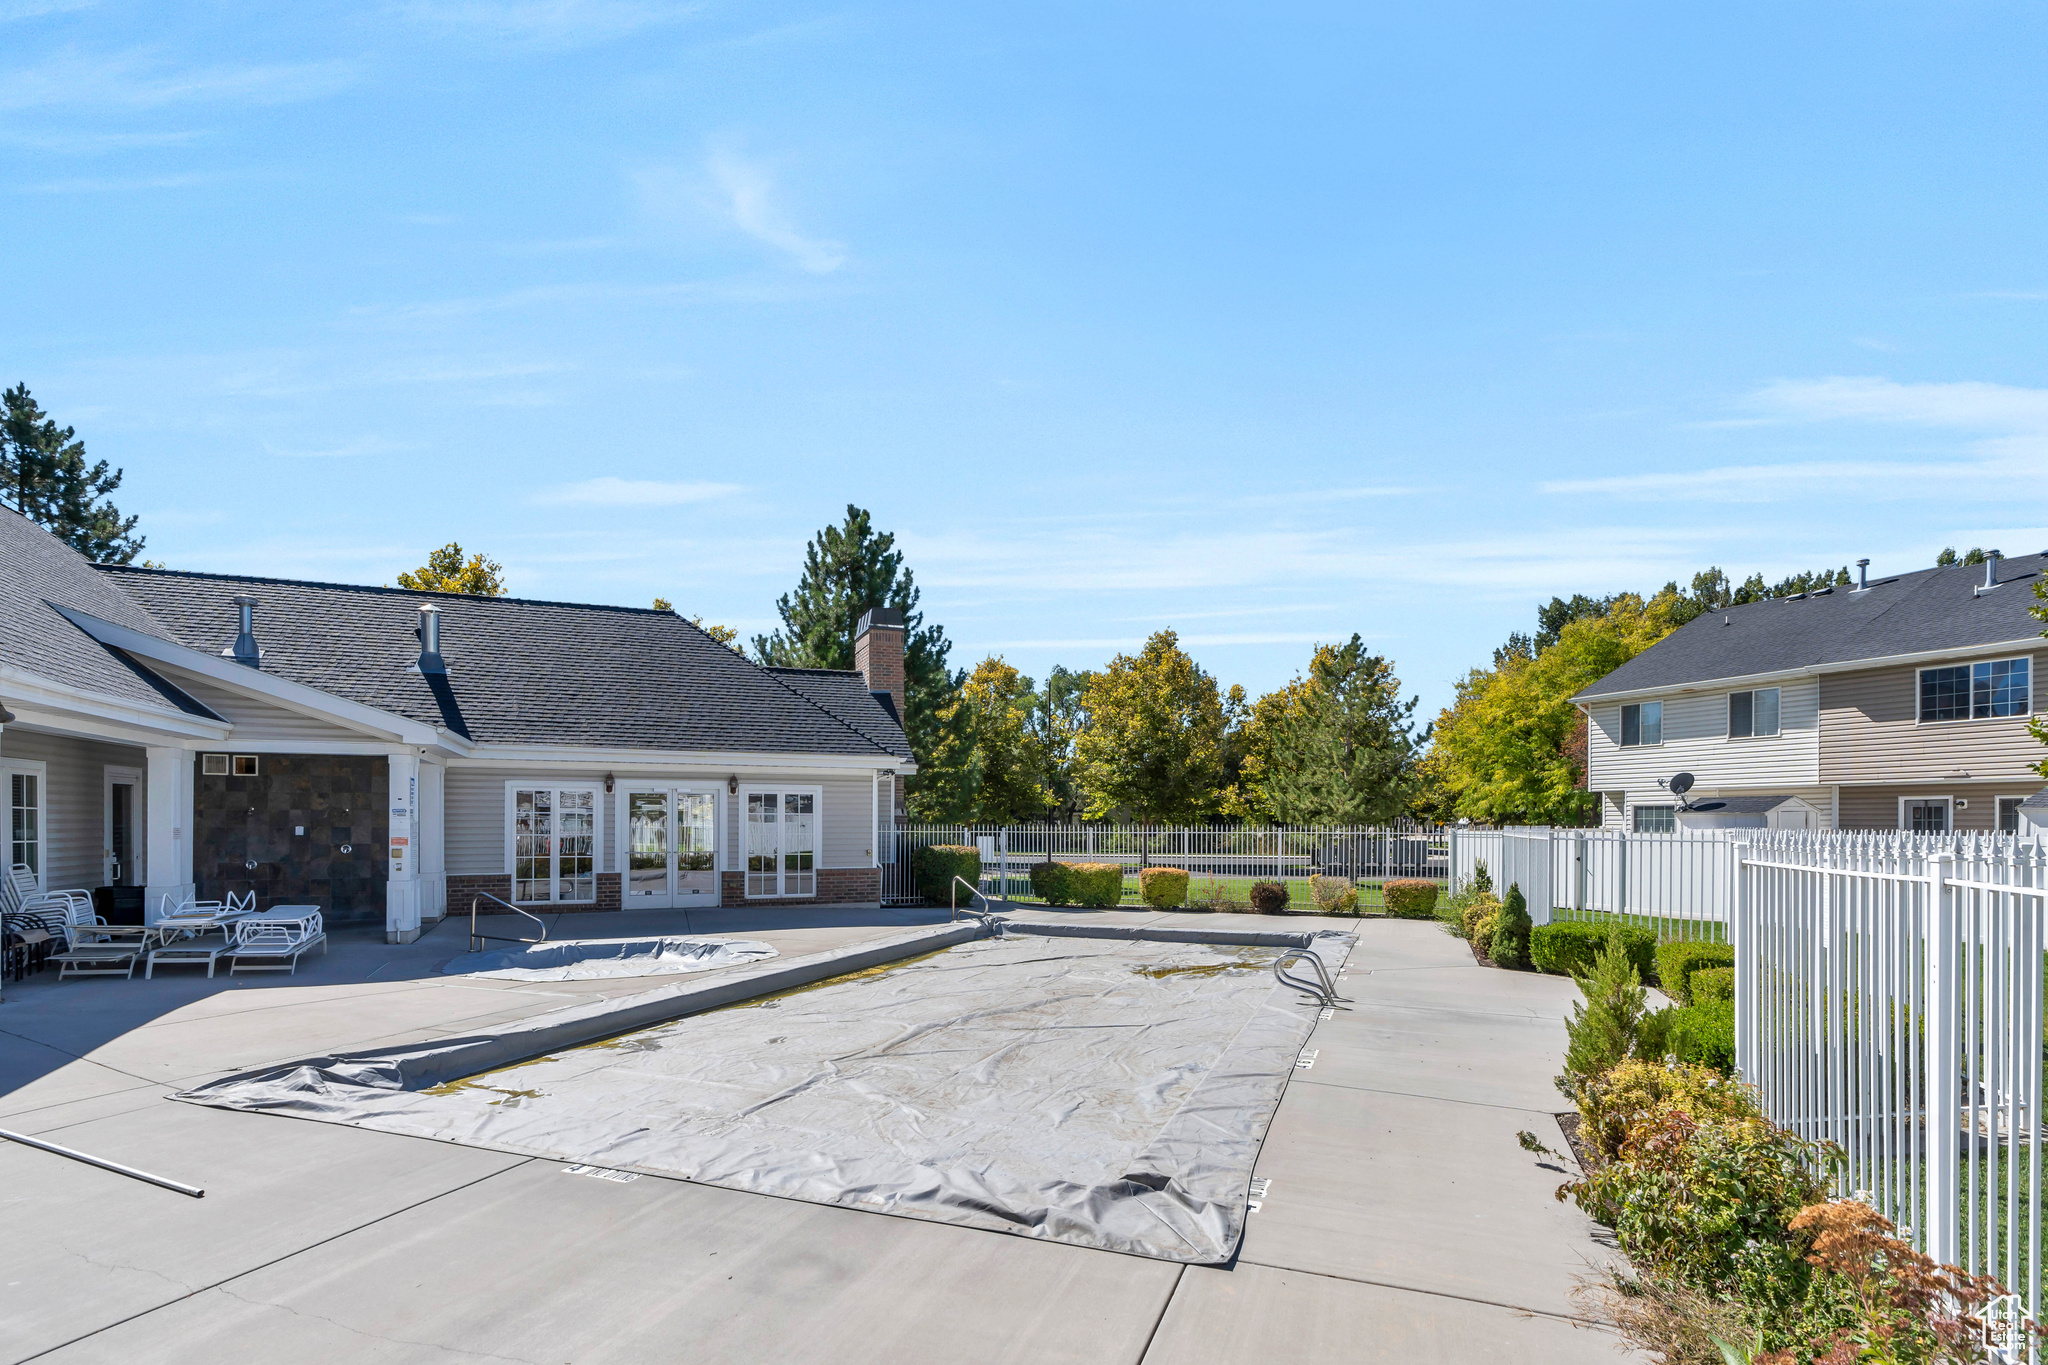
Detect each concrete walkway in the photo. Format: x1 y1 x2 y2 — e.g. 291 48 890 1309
0 907 1632 1364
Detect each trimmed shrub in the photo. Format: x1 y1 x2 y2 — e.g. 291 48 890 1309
1139 866 1190 908
1471 910 1501 958
1248 880 1289 914
1459 892 1501 940
1029 860 1076 905
1655 940 1734 1003
1308 874 1359 915
1381 879 1439 919
1067 862 1125 908
1668 998 1736 1074
915 845 980 906
1689 966 1734 1005
1490 884 1532 967
1531 920 1657 983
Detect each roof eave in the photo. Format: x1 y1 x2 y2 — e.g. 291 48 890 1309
1572 634 2048 706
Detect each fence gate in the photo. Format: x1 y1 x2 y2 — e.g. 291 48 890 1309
1736 836 2048 1336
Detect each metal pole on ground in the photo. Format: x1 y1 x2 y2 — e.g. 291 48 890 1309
0 1127 204 1197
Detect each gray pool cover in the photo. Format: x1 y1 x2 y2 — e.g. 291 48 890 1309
440 935 778 981
176 919 1353 1263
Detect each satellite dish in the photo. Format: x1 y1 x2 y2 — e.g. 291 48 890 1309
1669 772 1694 797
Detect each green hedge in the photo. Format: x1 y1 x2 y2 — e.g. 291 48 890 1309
1655 941 1734 1003
1667 998 1735 1073
1690 966 1734 1004
1382 879 1439 919
916 845 981 907
1249 880 1289 914
1067 862 1125 907
1139 867 1189 908
1029 860 1074 905
1531 920 1657 983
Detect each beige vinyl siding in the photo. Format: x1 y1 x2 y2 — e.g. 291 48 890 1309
1585 677 1822 797
443 768 615 877
1836 781 2042 832
1819 651 2047 786
151 662 380 746
0 728 149 891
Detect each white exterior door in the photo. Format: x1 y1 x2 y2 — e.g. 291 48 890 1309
105 765 142 886
622 787 719 908
744 789 817 899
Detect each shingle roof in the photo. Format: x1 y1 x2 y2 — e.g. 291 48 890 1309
0 508 217 719
767 667 913 760
1577 555 2048 700
97 566 902 758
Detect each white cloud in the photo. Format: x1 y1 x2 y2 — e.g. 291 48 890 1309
538 477 742 507
0 0 96 19
19 171 222 194
394 0 697 45
1756 376 2048 432
261 436 418 459
1542 461 1918 502
0 50 354 110
0 127 201 154
703 147 847 273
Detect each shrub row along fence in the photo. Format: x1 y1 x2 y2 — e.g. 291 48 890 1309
879 823 1446 909
1736 831 2048 1339
1452 825 2048 945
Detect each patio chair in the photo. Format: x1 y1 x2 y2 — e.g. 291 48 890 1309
227 911 326 975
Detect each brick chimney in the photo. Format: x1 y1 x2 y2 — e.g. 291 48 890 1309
854 607 905 723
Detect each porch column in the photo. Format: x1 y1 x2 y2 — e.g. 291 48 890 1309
419 760 446 923
142 746 194 922
386 753 422 943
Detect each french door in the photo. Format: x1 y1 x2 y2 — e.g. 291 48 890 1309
745 790 816 899
512 787 597 903
622 788 719 908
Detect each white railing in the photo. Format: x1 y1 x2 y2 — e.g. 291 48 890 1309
881 823 1448 907
1735 834 2048 1330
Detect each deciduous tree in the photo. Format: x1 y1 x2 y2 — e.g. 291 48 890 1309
913 656 1050 822
1072 631 1229 823
397 544 507 595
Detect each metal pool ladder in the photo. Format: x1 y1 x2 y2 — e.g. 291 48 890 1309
1274 948 1342 1008
470 893 548 953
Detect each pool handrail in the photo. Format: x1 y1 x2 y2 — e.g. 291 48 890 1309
950 875 991 922
1273 947 1341 1007
470 893 548 953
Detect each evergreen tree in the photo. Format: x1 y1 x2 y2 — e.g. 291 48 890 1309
1562 925 1652 1081
1028 665 1090 821
752 505 959 772
913 657 1050 822
1257 635 1421 825
1 384 143 563
1071 630 1229 822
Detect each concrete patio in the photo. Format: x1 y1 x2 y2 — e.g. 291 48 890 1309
0 907 1632 1364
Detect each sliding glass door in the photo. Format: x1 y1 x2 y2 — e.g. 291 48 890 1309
623 787 719 908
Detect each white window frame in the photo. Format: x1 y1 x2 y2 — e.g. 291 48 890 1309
1897 795 1953 833
1727 687 1781 740
503 782 602 905
615 783 723 907
2 759 49 889
1996 794 2030 835
1619 701 1662 748
1917 656 2032 724
740 784 823 900
1631 804 1676 834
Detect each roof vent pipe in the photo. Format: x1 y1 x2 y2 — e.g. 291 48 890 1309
230 595 260 667
1856 558 1869 591
1986 551 2001 589
413 605 447 675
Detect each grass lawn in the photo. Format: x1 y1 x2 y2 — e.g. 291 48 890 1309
1548 905 1727 945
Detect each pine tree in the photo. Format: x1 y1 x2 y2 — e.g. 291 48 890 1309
1562 924 1650 1081
1258 635 1422 824
1 384 143 563
753 505 959 772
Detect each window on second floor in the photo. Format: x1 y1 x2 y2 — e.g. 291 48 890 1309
1919 657 2031 723
1729 687 1780 739
1620 700 1662 747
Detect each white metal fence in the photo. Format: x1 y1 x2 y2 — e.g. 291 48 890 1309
881 823 1447 907
1736 832 2048 1328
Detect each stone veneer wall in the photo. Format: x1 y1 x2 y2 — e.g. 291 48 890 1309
194 754 387 923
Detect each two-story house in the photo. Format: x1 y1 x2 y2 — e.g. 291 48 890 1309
1574 553 2048 833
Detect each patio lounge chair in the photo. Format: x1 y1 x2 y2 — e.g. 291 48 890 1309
227 910 326 975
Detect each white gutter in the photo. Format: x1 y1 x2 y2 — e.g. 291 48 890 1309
1570 635 2048 706
448 745 914 774
0 662 231 739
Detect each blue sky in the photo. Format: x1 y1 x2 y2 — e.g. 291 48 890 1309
5 1 2046 721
